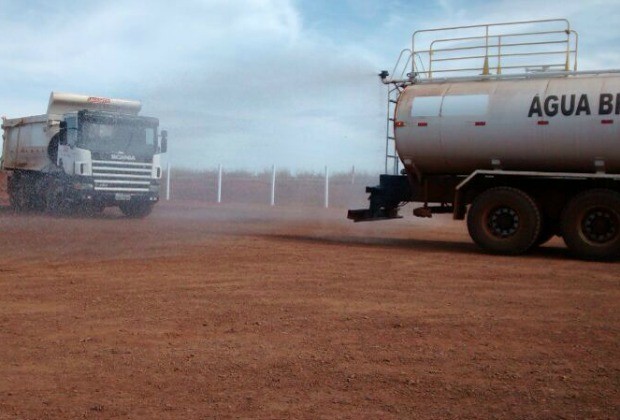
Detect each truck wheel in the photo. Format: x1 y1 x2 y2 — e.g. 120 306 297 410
30 176 47 212
45 178 69 215
9 175 31 211
119 201 153 218
467 187 541 255
560 189 620 261
77 202 105 216
9 190 28 211
8 178 23 211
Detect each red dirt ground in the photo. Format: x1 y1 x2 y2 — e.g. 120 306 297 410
0 202 618 419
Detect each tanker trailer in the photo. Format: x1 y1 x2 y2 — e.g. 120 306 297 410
348 19 620 260
1 92 168 217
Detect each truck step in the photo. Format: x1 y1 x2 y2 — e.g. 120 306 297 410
347 208 403 222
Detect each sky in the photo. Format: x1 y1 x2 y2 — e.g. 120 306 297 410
1 0 620 173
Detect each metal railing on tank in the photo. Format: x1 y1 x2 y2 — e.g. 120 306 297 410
379 19 579 175
410 19 578 80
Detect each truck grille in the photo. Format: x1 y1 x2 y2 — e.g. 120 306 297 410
92 160 152 192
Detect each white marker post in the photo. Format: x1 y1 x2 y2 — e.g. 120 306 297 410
324 165 329 209
166 162 171 201
217 164 222 204
270 164 276 206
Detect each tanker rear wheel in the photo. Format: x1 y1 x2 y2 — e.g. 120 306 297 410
560 189 620 261
467 187 541 255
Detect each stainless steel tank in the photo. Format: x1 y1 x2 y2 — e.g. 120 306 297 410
394 73 620 175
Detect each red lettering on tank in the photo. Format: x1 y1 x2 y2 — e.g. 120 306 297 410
87 97 112 104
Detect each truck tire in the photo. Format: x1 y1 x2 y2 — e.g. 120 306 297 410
45 178 69 215
8 176 24 211
9 174 32 211
467 187 541 255
560 189 620 261
79 202 105 216
119 201 153 218
30 176 48 211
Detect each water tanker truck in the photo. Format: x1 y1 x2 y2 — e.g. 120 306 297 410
1 92 167 217
349 19 620 260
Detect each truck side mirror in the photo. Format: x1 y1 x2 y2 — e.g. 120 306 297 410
160 130 168 153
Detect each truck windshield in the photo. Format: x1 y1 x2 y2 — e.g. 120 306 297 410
78 118 157 156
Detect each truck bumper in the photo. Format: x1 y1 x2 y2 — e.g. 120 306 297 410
70 189 159 206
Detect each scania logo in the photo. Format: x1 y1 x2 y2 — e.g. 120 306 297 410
111 153 136 161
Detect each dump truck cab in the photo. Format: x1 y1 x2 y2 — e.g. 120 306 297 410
1 92 167 217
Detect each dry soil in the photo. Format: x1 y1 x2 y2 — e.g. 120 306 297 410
0 202 618 419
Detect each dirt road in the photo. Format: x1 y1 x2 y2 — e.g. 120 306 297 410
0 202 618 418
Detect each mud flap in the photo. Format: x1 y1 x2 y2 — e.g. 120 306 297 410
347 175 412 222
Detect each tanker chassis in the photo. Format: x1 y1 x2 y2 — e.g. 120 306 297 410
1 92 168 217
349 20 620 260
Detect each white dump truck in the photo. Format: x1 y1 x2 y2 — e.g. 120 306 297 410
349 19 620 260
1 92 167 217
